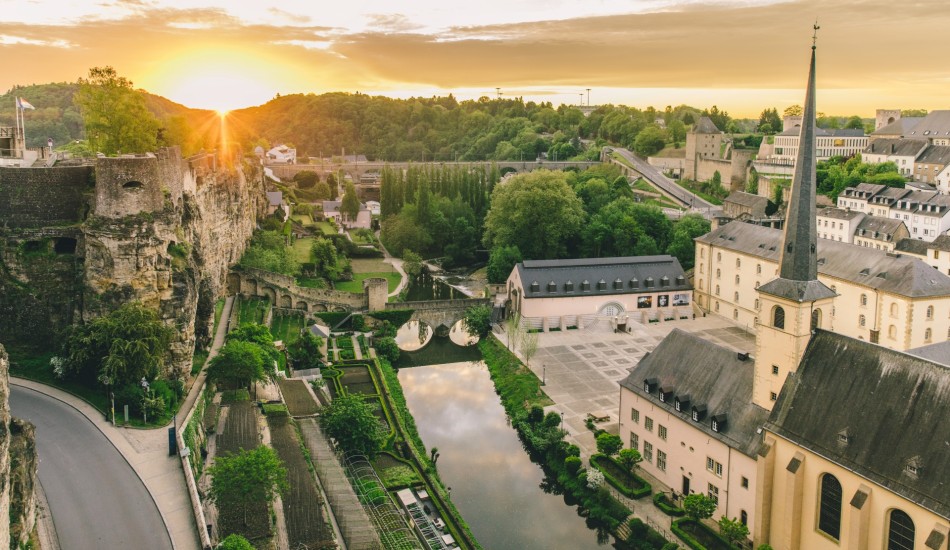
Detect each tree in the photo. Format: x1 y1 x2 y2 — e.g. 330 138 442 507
402 249 423 278
586 469 605 490
319 394 386 458
668 119 687 143
226 324 280 364
341 181 361 223
519 329 539 370
287 331 323 370
758 107 782 134
783 104 803 117
463 304 493 338
207 340 267 389
596 433 623 456
844 116 864 130
62 302 173 387
74 66 159 154
666 214 711 270
487 245 522 284
294 170 319 189
217 534 254 550
310 237 342 280
482 170 585 260
617 448 643 472
504 312 522 351
208 446 288 528
633 125 667 157
374 336 400 362
683 493 717 521
719 516 751 546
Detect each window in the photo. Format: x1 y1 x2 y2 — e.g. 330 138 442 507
811 309 822 330
770 392 778 401
716 268 721 279
658 425 667 441
859 314 866 327
755 298 760 311
740 510 748 526
887 509 915 550
735 275 740 285
699 264 704 274
717 252 721 262
706 457 723 477
889 325 897 339
756 264 762 274
644 441 653 463
925 328 932 342
927 305 934 319
771 365 779 375
733 309 739 320
631 408 639 423
741 477 749 489
734 291 739 302
701 249 705 258
629 432 639 452
657 450 667 472
736 258 741 268
772 305 785 329
890 303 899 317
860 294 868 306
707 483 719 503
715 301 720 312
715 285 720 296
645 417 654 432
818 474 843 540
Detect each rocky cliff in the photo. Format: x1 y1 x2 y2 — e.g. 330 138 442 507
0 345 38 549
0 148 263 376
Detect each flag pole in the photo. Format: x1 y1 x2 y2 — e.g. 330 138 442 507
14 98 20 157
19 98 26 153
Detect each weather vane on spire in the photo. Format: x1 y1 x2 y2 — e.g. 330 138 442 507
812 21 820 49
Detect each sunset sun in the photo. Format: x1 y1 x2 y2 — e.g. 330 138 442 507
146 50 282 111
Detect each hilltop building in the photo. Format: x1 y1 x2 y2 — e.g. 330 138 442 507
620 42 950 548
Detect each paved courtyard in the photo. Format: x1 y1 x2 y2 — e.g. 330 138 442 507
501 314 756 462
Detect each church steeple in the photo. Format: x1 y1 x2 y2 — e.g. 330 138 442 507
757 31 835 303
752 31 836 411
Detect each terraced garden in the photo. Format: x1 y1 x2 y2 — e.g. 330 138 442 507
215 399 271 542
266 413 335 549
234 296 270 326
277 378 320 416
270 311 305 343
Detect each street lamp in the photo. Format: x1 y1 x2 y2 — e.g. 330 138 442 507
542 364 546 386
141 377 150 424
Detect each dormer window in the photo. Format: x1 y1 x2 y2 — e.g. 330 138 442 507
530 281 540 292
674 394 690 412
629 278 639 289
564 280 574 292
905 457 922 478
836 429 850 446
658 386 673 403
675 275 685 286
660 276 670 287
691 405 707 422
643 378 658 394
547 281 557 292
711 414 727 433
597 279 607 290
614 278 623 290
581 280 591 291
645 277 655 288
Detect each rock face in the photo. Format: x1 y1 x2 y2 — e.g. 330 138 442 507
0 345 37 549
0 148 264 375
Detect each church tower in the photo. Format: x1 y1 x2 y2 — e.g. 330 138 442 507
753 39 836 410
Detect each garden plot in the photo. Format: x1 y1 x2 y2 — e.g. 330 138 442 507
340 364 377 396
267 414 335 549
216 400 260 456
362 396 391 433
277 378 320 416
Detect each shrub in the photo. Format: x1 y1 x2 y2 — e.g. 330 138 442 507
565 456 582 475
653 492 686 517
527 405 545 424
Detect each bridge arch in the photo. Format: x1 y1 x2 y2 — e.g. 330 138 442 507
261 286 277 304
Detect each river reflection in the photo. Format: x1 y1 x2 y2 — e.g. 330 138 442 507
399 362 605 550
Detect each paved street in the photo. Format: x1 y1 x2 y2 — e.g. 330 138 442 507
609 147 721 218
10 386 173 550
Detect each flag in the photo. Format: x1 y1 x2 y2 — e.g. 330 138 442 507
17 97 35 110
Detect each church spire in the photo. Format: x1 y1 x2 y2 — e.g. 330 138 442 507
757 30 835 302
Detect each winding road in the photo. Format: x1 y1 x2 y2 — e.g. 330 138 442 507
607 147 720 218
10 386 173 550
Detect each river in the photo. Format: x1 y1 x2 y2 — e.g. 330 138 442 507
398 360 607 550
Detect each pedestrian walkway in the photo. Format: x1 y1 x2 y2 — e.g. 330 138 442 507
376 230 409 298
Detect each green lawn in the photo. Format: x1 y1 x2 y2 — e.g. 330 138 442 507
350 258 392 273
236 296 270 326
610 151 636 169
291 236 315 263
270 312 305 344
292 214 314 226
315 221 337 235
334 272 401 294
632 178 661 194
296 277 327 289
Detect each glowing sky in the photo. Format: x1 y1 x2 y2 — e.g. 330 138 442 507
3 0 950 115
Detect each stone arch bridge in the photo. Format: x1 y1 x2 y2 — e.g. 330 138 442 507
228 267 373 313
385 299 490 334
267 160 600 182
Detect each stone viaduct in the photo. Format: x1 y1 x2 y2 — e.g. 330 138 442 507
267 160 600 182
385 298 490 333
228 267 388 313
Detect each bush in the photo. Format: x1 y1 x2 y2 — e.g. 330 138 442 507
653 492 686 517
565 456 582 475
374 337 400 362
590 454 652 499
672 518 738 550
527 405 545 424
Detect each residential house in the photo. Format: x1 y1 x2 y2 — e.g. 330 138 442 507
836 183 886 212
913 145 950 184
723 191 770 220
817 207 865 243
897 233 950 276
266 144 296 164
853 216 909 251
904 110 950 145
321 200 372 229
863 139 928 177
869 116 923 142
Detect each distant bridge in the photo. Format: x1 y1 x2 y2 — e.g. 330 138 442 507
385 298 490 334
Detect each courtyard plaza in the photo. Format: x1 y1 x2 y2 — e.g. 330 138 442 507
496 313 754 526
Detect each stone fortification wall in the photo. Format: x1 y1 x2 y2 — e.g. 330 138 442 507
94 154 172 218
231 267 366 311
0 347 10 547
0 165 93 228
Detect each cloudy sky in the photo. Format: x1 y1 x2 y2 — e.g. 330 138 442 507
3 0 949 115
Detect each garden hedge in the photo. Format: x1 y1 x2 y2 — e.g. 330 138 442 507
653 492 686 517
590 454 652 499
671 518 739 550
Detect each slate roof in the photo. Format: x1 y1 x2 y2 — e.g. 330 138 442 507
725 191 769 210
895 238 930 256
619 329 769 457
915 145 950 166
868 186 911 206
908 340 950 367
930 234 950 252
906 110 950 139
692 116 721 134
818 207 863 221
515 255 690 299
266 191 283 207
871 117 923 136
766 330 950 519
695 222 950 298
856 216 906 240
840 183 886 200
864 138 928 157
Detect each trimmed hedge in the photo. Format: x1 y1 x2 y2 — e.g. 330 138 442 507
671 518 738 550
367 309 414 327
590 454 652 499
312 311 350 327
653 492 686 517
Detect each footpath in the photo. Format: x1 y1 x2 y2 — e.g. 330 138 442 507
13 297 236 550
